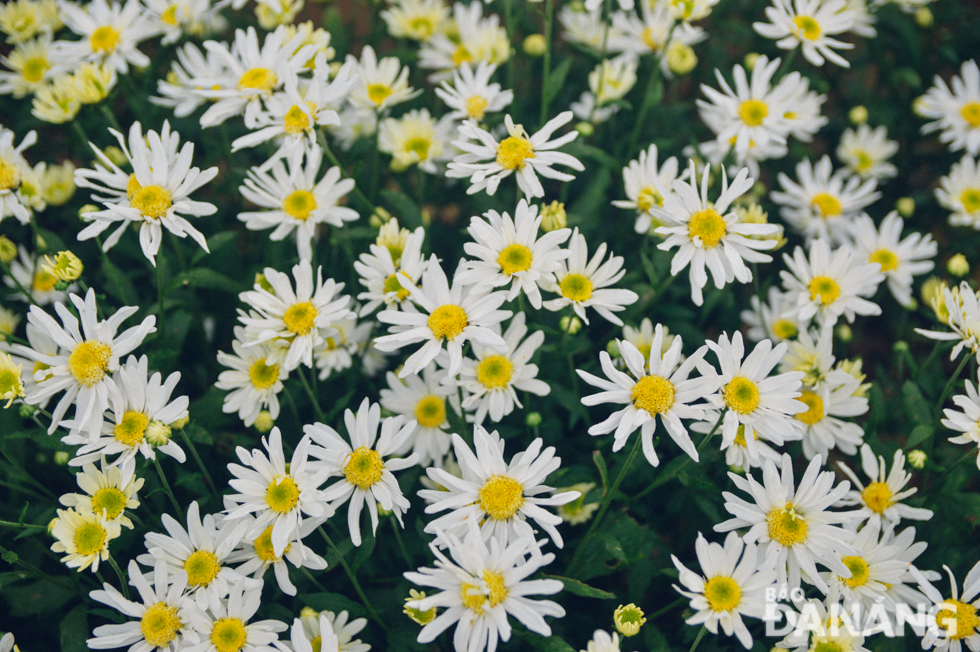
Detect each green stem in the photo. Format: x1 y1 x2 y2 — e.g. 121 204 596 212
180 429 219 502
631 411 724 502
0 543 76 591
390 515 413 569
0 449 56 499
0 519 45 530
317 129 375 212
773 48 799 82
301 565 327 592
540 0 555 125
70 120 92 150
152 457 183 519
689 625 707 652
98 102 123 133
318 527 387 630
107 555 130 600
156 255 166 338
504 0 516 91
648 596 686 620
933 354 971 420
298 367 325 422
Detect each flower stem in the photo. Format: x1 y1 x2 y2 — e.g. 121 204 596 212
0 519 45 530
0 542 75 591
152 457 182 519
390 515 412 568
630 411 724 503
689 624 707 652
179 429 219 503
318 527 387 631
539 0 555 125
933 354 971 420
298 366 325 422
107 555 130 600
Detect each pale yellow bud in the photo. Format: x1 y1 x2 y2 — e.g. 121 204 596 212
744 53 760 71
79 204 98 219
914 7 932 27
667 42 697 75
560 315 582 334
53 451 70 465
146 420 173 446
254 273 275 294
41 251 83 281
556 482 598 524
907 450 927 469
523 34 547 57
103 146 128 167
848 105 868 125
171 415 189 430
835 324 853 343
300 607 318 619
614 604 646 637
896 197 915 217
947 254 970 277
404 589 437 625
42 161 76 206
0 235 16 265
575 121 595 136
255 410 275 432
540 201 567 232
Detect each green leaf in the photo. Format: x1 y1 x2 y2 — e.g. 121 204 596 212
100 257 139 306
543 574 616 599
380 190 423 229
905 424 935 449
518 631 576 652
3 580 74 616
192 231 239 264
544 58 573 108
573 531 626 582
902 381 933 436
60 604 88 652
169 268 243 293
352 531 377 573
592 450 609 496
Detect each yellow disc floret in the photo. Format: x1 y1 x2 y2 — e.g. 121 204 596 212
265 476 300 513
184 549 220 587
283 301 319 335
414 394 446 428
772 318 799 340
367 83 393 106
253 526 281 561
22 55 49 83
636 186 663 212
476 355 513 390
795 390 825 426
793 15 822 40
283 189 317 221
960 188 980 213
869 248 899 272
0 163 21 191
704 576 742 611
89 25 120 53
497 244 533 275
483 569 509 607
495 136 535 171
91 487 127 520
460 582 486 614
211 617 248 652
74 521 107 555
248 359 280 390
936 599 980 640
130 185 173 220
283 104 313 135
811 192 842 218
559 273 593 302
861 482 893 513
479 475 524 520
114 410 150 447
344 447 384 489
69 340 112 387
808 276 841 305
841 555 870 588
33 268 58 292
766 503 808 546
383 272 412 301
723 376 761 414
738 99 769 127
466 95 490 120
631 374 675 416
427 304 468 340
238 67 278 93
688 207 727 248
961 102 980 128
141 602 182 648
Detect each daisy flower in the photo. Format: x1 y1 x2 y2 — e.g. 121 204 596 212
909 561 980 652
143 0 218 45
0 351 24 407
775 597 870 652
88 560 198 651
741 287 801 342
619 318 671 363
542 228 639 326
420 425 580 548
379 365 457 467
611 143 681 235
0 0 60 44
50 508 121 572
281 615 339 652
75 120 219 266
837 124 899 180
455 199 571 309
417 2 510 81
845 212 936 307
456 312 550 425
671 532 778 649
404 523 565 652
435 61 513 121
381 0 448 41
917 60 980 156
917 282 980 364
295 610 369 652
238 259 353 371
936 155 980 229
778 325 836 388
305 398 419 546
881 525 941 610
354 225 426 315
608 3 706 69
653 162 778 306
1 322 61 410
0 33 61 98
152 42 229 119
3 245 74 305
819 520 913 613
780 238 884 327
374 256 511 378
54 0 156 74
313 314 372 381
225 428 332 557
581 630 620 652
578 327 713 467
13 288 156 439
226 515 327 597
447 112 584 199
714 452 856 592
753 0 856 68
0 125 36 225
215 327 288 428
942 371 980 470
378 108 456 174
794 370 868 461
588 56 638 106
60 458 143 530
238 147 358 261
183 582 288 652
347 44 421 112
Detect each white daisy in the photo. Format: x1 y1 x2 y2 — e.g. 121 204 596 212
143 0 219 45
608 3 706 70
419 425 580 548
313 313 372 381
152 42 229 119
580 630 620 652
347 44 421 112
845 212 936 307
215 326 288 428
937 155 980 229
305 398 419 546
0 125 36 225
0 33 61 98
917 60 980 156
281 615 339 652
909 561 980 652
916 282 980 364
881 525 941 611
753 0 857 68
611 143 681 235
775 596 870 652
836 124 899 180
778 325 836 387
60 458 143 529
295 610 369 652
417 1 510 81
354 225 426 316
183 582 288 652
226 515 327 597
820 520 914 614
379 365 457 467
942 371 980 471
378 108 456 174
381 0 448 41
741 287 802 343
794 370 868 461
54 0 156 74
435 61 513 121
50 507 121 573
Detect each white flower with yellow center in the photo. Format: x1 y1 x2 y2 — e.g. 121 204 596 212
374 255 511 378
143 0 218 45
770 156 880 245
313 313 372 381
741 287 801 343
837 124 899 180
225 428 332 558
306 398 419 547
238 259 353 371
3 245 74 305
918 60 980 156
780 238 884 327
0 0 61 44
54 0 156 74
778 325 836 388
542 228 639 326
30 73 82 124
612 144 681 234
13 288 156 439
942 371 980 472
653 162 778 306
381 0 448 41
457 312 550 425
60 458 143 530
697 331 806 455
238 146 358 261
918 282 980 363
75 120 219 266
0 322 62 412
0 125 35 225
881 525 940 610
216 326 288 428
909 561 980 652
347 44 421 112
378 108 456 174
380 365 458 467
937 155 980 229
0 350 24 407
404 524 565 652
447 112 584 199
715 452 856 592
0 33 60 98
182 582 287 652
50 507 121 572
775 597 870 652
844 212 936 307
296 610 369 652
578 328 713 467
354 224 426 316
559 6 617 51
226 515 327 597
420 425 580 548
671 532 778 649
64 354 188 467
417 1 510 81
837 444 935 529
793 371 868 461
152 42 230 119
88 559 198 651
435 61 513 121
589 56 638 105
456 199 571 309
283 614 339 652
753 0 856 68
608 2 706 73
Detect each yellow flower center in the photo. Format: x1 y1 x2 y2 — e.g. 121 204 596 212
451 44 473 66
772 318 799 340
636 186 662 212
427 304 468 340
211 618 248 652
808 276 841 305
704 576 742 611
366 83 393 106
283 103 314 135
184 549 220 586
248 359 280 390
461 581 486 614
238 67 278 93
265 476 300 513
283 189 317 221
559 273 593 302
484 569 509 606
33 269 58 292
961 102 980 128
126 173 141 199
811 192 842 218
131 185 173 220
936 600 980 640
466 95 490 120
841 555 870 588
141 602 181 648
766 503 808 546
793 15 822 40
853 149 874 173
89 25 120 53
495 136 535 171
861 482 893 513
253 526 281 561
91 487 127 520
414 394 446 428
961 188 980 213
631 374 675 416
497 243 533 275
795 390 824 425
738 99 769 127
723 376 760 414
476 355 513 390
0 368 20 397
733 424 757 447
160 5 178 25
310 636 323 652
383 272 412 301
641 27 663 51
813 643 844 652
869 248 899 272
344 447 384 489
283 301 319 335
409 16 436 38
69 340 112 387
688 207 727 247
479 475 524 521
114 410 150 447
74 521 107 555
0 163 21 191
22 55 49 83
405 137 431 161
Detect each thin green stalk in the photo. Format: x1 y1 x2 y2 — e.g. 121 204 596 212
390 515 412 569
107 555 130 600
298 367 325 422
70 120 92 150
689 625 707 652
0 543 76 591
301 566 328 592
0 449 56 499
156 256 166 337
153 457 183 519
318 527 387 630
631 411 725 503
98 102 123 133
504 0 516 91
317 130 375 212
0 257 41 307
0 519 46 530
539 0 555 125
180 429 219 502
934 354 970 419
773 48 798 82
648 596 686 620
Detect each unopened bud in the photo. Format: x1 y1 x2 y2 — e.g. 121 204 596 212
893 340 909 353
947 254 970 277
848 105 868 125
907 450 927 469
300 606 318 619
667 42 697 75
0 235 15 264
835 324 853 343
54 451 70 465
18 403 37 419
743 53 760 71
171 415 189 430
560 315 582 335
540 201 567 232
523 34 547 57
525 412 542 427
103 146 128 167
614 603 646 637
914 7 932 27
255 410 274 433
79 204 99 219
575 121 594 137
146 420 172 446
896 197 915 217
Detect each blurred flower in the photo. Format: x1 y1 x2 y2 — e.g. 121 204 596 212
918 59 980 156
753 0 856 68
948 254 970 277
937 154 980 229
379 108 456 174
837 124 899 180
381 0 447 41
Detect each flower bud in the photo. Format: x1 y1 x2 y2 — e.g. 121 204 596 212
907 450 927 468
54 451 70 465
540 201 567 232
947 254 969 277
42 251 83 281
146 420 172 446
667 42 697 75
0 235 16 264
523 34 547 57
525 412 542 427
171 415 189 430
848 105 868 125
103 146 128 167
404 589 437 625
255 410 275 433
914 7 933 27
575 121 595 137
560 315 582 335
614 603 646 637
896 197 915 217
743 53 760 71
